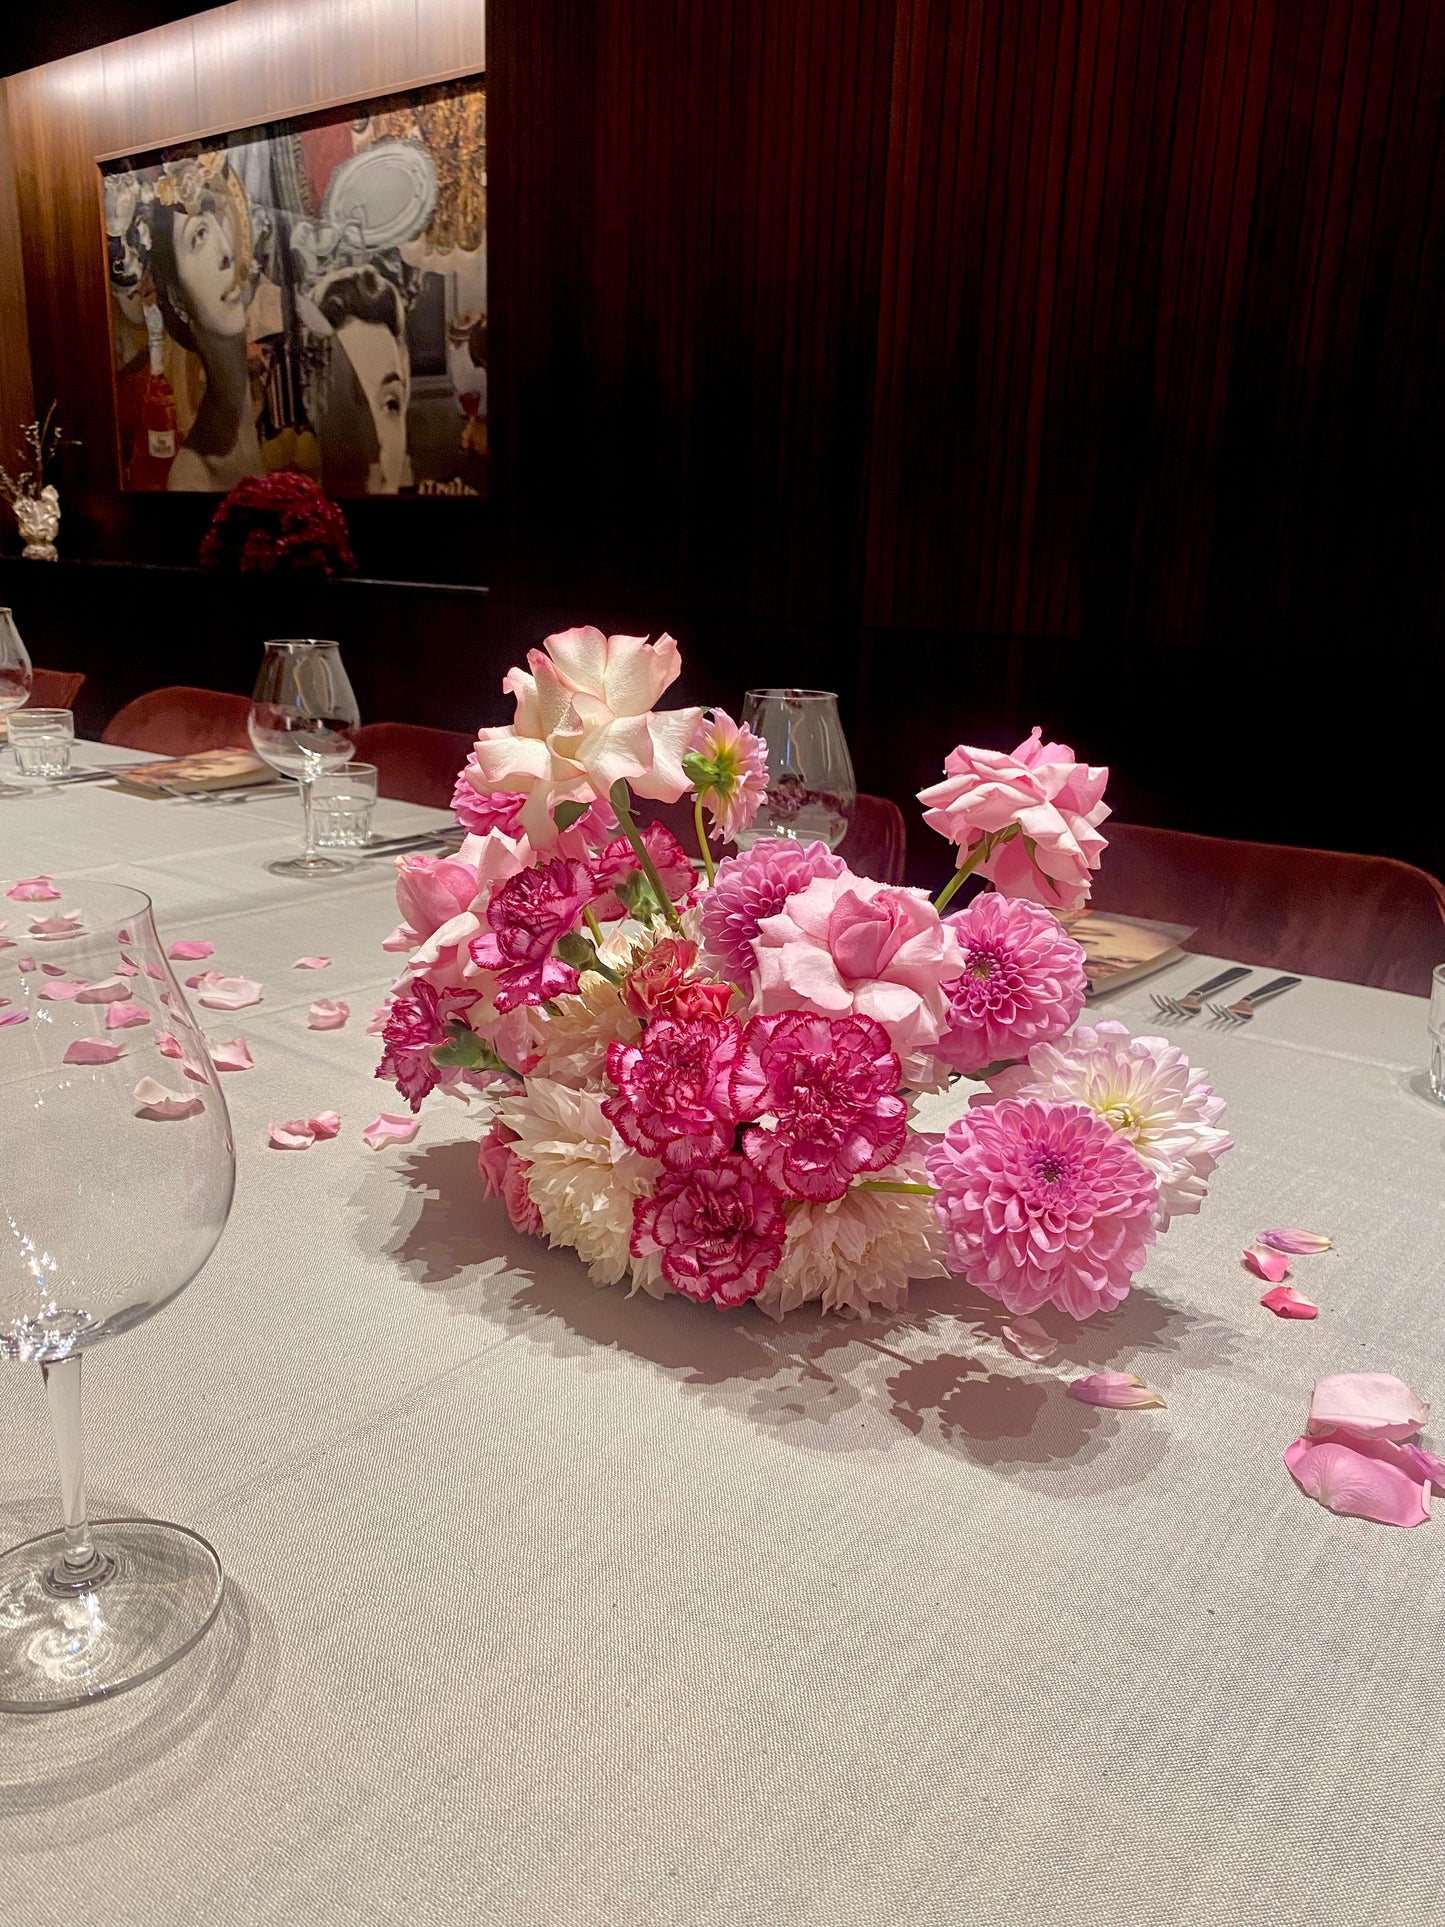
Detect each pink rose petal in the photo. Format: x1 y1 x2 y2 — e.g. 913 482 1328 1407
196 974 263 1011
17 958 35 972
167 939 214 960
307 998 350 1030
155 1029 184 1059
1243 1246 1291 1283
308 1111 341 1139
105 1002 151 1030
1001 1315 1058 1362
1067 1371 1167 1410
6 877 61 901
1307 1372 1428 1443
133 1076 204 1121
39 980 88 1001
144 961 166 980
209 1037 253 1072
63 1038 125 1065
1284 1435 1430 1527
1258 1227 1333 1255
1399 1443 1445 1492
39 962 66 977
381 924 413 953
75 977 129 1004
362 1112 421 1150
1261 1284 1318 1319
268 1121 316 1150
116 957 138 977
0 1010 29 1026
293 956 331 970
29 913 84 939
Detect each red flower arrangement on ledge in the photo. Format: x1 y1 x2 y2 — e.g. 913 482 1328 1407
374 628 1233 1323
199 473 356 578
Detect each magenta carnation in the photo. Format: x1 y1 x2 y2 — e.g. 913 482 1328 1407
604 1016 743 1169
698 837 847 985
377 980 478 1111
935 894 1088 1075
630 1156 787 1305
468 857 596 1012
452 774 526 838
731 1012 907 1202
926 1098 1158 1318
591 823 697 921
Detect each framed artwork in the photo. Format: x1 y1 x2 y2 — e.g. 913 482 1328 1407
98 74 486 499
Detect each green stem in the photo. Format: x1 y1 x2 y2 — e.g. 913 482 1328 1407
609 781 683 931
932 836 990 914
852 1179 937 1195
693 794 716 884
584 906 605 947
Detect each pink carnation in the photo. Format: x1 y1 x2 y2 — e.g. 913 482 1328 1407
591 823 697 921
377 980 478 1111
604 1016 743 1169
927 1098 1158 1318
751 872 962 1085
468 857 597 1011
698 838 848 986
451 775 525 838
630 1156 787 1305
732 1012 907 1202
918 728 1110 914
935 894 1088 1075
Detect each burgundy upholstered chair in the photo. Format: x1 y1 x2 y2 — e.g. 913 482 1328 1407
633 793 909 886
351 722 474 809
29 667 85 710
1089 822 1445 996
102 686 253 757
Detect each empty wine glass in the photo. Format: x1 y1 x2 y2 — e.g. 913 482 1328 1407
248 638 360 878
0 607 34 721
738 688 857 851
0 880 236 1709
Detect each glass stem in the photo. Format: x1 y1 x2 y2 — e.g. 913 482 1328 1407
40 1355 115 1594
299 772 317 860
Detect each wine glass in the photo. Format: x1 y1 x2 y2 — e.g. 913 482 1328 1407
0 608 34 721
248 638 360 878
738 688 857 851
0 880 236 1709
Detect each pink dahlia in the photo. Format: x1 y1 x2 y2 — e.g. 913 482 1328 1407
468 857 597 1012
590 823 697 921
732 1012 907 1201
935 894 1087 1076
630 1155 787 1305
684 707 770 843
377 980 478 1111
927 1098 1158 1318
604 1015 744 1169
698 838 848 986
451 774 526 838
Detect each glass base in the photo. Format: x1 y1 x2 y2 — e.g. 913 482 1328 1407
265 851 354 878
0 1519 223 1712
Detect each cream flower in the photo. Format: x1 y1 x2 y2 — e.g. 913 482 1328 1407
754 1147 948 1321
528 970 642 1088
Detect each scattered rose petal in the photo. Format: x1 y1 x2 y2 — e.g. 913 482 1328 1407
1001 1315 1058 1362
1307 1372 1428 1443
196 974 263 1011
1261 1285 1318 1319
308 1111 341 1139
29 914 83 939
133 1076 204 1121
363 1112 421 1150
116 957 138 977
75 977 129 1004
1066 1371 1167 1409
293 956 330 970
1244 1246 1291 1283
1399 1443 1445 1492
39 980 88 1001
1258 1227 1333 1255
381 924 413 953
144 961 166 980
1284 1435 1430 1527
307 998 350 1030
0 1010 28 1026
208 1037 253 1072
63 1038 125 1065
17 958 35 973
105 1001 151 1030
6 877 61 901
268 1121 316 1150
155 1029 184 1059
39 962 66 977
167 939 214 960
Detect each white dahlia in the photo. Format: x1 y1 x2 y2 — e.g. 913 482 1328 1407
528 970 641 1089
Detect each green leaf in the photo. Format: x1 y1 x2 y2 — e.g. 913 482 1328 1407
552 800 589 832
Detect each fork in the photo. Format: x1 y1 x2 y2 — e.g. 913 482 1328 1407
1150 966 1253 1018
1206 975 1302 1024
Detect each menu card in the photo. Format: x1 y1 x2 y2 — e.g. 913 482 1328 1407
110 749 275 796
1062 910 1196 995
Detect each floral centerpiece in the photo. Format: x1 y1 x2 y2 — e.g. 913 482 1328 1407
199 473 356 577
374 628 1231 1323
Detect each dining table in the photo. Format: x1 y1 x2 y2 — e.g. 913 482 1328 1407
2 739 1443 1927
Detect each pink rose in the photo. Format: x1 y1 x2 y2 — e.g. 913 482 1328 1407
630 1156 787 1306
752 872 962 1086
468 856 597 1012
395 854 478 943
477 1118 543 1236
917 728 1110 913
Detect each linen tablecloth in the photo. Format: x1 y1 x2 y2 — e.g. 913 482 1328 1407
2 752 1443 1927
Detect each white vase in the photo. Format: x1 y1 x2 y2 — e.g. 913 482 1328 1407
13 486 60 561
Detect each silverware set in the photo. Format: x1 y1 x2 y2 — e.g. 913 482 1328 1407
1151 968 1303 1026
358 829 464 860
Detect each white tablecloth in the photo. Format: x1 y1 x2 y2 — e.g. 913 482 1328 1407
2 750 1443 1927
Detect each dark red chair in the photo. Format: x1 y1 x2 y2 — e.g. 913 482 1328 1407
29 668 85 710
1089 822 1445 996
102 686 252 757
351 722 474 809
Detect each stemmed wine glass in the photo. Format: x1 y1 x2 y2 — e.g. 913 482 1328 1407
248 638 360 878
739 688 857 851
0 607 34 721
0 880 236 1709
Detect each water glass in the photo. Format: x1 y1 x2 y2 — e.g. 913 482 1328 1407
1430 966 1445 1102
311 761 379 847
738 688 857 851
9 706 74 778
0 607 33 720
